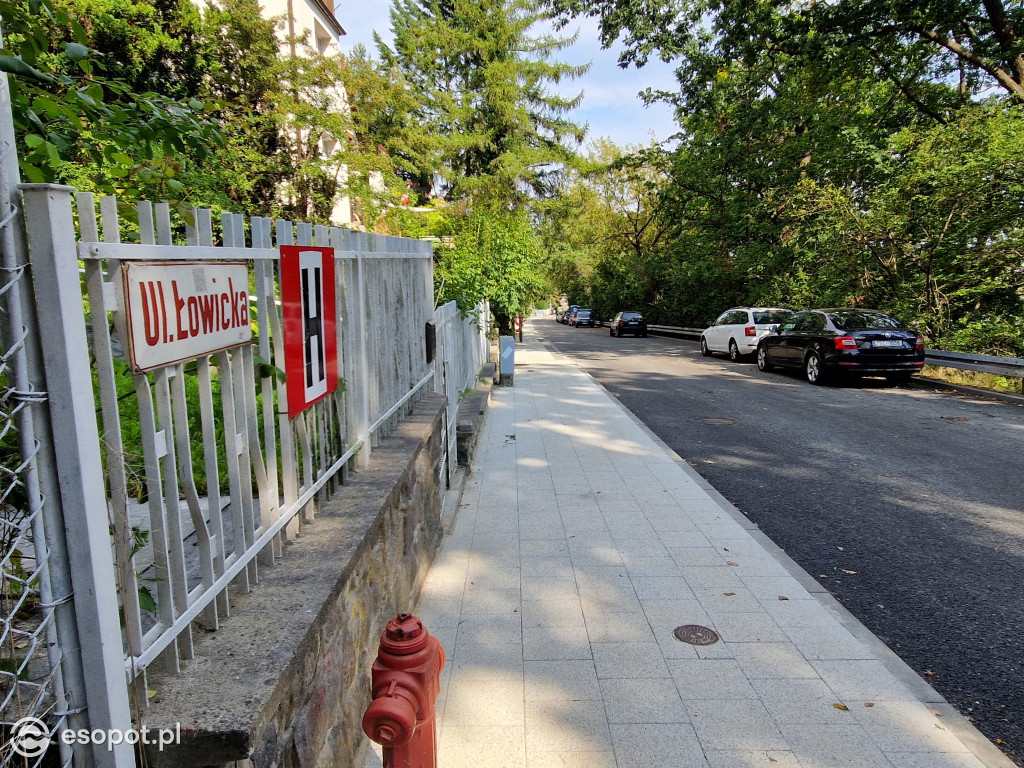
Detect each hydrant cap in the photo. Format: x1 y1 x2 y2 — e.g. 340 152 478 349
382 613 429 653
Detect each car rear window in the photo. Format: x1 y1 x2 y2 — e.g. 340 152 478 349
752 310 793 324
622 312 643 320
577 310 592 318
830 311 903 330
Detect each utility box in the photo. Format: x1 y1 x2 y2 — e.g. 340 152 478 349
499 335 515 386
424 322 436 364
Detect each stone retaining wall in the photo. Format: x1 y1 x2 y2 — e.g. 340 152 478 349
141 392 448 768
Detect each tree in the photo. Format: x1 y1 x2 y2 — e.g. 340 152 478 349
190 0 284 213
0 0 222 201
542 0 1024 104
378 0 589 204
435 205 548 333
340 44 433 220
536 139 682 320
781 104 1024 355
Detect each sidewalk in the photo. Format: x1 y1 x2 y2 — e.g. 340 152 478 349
370 340 1006 768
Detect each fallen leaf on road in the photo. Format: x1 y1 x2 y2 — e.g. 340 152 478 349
703 459 716 464
727 561 739 567
928 707 943 717
842 569 857 575
778 596 789 601
834 704 850 711
924 670 936 676
724 592 737 597
864 702 875 708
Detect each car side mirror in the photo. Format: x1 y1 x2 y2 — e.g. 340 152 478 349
773 325 783 334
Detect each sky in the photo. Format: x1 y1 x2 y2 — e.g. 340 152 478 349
336 4 682 152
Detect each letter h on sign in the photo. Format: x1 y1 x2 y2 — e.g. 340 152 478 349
281 246 338 417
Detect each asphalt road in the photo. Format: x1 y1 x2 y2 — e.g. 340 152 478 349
536 316 1024 766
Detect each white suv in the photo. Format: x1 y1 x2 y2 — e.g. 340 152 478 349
701 307 795 361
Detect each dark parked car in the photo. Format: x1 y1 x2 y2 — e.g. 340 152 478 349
569 308 596 328
756 309 925 385
610 311 647 337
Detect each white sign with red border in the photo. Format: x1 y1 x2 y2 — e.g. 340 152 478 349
121 261 252 372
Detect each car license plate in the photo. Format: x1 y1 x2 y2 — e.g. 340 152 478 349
872 340 904 348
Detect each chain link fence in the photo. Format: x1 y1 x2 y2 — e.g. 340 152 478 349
0 72 74 766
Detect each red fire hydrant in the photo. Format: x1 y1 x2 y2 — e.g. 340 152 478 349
362 613 446 768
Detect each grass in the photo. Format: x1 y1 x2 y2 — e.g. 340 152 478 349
920 365 1023 395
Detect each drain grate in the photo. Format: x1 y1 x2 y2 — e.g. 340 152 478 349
673 624 720 646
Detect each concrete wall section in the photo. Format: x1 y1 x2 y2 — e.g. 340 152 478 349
141 392 448 768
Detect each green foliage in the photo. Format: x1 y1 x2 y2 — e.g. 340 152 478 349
342 44 435 208
0 0 224 205
379 0 589 204
542 0 1024 103
540 102 1024 356
435 206 548 333
534 0 1024 359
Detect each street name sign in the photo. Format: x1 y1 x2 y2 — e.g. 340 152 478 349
121 261 252 372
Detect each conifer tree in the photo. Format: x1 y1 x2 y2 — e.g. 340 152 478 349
377 0 589 203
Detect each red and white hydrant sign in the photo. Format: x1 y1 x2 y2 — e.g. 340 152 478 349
280 245 338 418
121 261 252 372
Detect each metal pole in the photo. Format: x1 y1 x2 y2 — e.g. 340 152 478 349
21 183 135 767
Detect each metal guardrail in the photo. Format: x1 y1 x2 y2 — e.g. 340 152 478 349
646 324 704 340
619 322 1024 378
921 349 1024 377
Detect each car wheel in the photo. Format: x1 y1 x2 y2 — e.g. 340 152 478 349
700 337 712 357
728 340 741 362
757 344 773 372
805 351 827 385
886 372 913 386
609 327 615 336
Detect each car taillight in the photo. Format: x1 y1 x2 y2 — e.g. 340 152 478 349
744 325 757 337
915 336 924 350
834 335 858 349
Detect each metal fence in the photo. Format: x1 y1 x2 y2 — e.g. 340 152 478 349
0 173 490 767
433 300 490 487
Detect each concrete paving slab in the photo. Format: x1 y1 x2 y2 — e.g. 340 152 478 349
363 340 1011 768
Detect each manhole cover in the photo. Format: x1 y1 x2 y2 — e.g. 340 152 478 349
673 625 720 646
697 417 737 426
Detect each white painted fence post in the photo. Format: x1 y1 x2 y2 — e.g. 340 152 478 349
21 183 135 767
354 233 371 469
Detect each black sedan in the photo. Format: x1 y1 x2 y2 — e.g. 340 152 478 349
756 309 925 385
569 308 596 328
610 311 648 337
